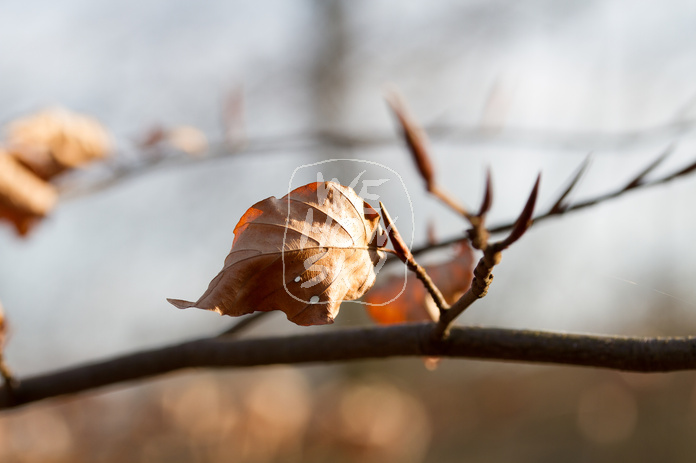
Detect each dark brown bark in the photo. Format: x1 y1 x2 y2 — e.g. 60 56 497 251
2 323 695 410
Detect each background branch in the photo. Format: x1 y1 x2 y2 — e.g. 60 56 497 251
3 323 696 411
58 118 696 199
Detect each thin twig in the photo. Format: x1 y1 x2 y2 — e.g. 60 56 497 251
465 171 493 251
428 185 472 219
56 115 696 201
548 153 592 214
379 201 449 313
623 143 674 190
2 324 696 410
216 312 269 338
405 147 696 260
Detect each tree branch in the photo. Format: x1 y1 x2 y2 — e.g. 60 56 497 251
407 147 696 259
3 323 696 410
58 114 696 200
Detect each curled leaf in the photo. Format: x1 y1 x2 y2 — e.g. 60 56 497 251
6 107 111 180
0 151 57 235
169 182 386 326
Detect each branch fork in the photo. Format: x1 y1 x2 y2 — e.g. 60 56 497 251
431 174 540 339
386 88 541 340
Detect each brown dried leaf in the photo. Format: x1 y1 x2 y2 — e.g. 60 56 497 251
167 126 208 156
365 242 475 324
0 151 57 236
6 108 111 180
169 181 386 326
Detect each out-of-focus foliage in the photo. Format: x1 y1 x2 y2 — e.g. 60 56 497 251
1 357 695 463
6 108 111 180
0 108 111 236
139 125 209 156
0 151 57 236
0 367 429 463
166 126 209 156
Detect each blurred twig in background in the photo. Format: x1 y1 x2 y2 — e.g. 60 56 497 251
57 115 696 199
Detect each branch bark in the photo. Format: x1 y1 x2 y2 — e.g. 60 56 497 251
3 323 696 410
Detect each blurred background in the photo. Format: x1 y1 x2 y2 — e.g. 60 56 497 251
2 0 696 461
